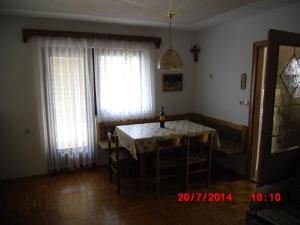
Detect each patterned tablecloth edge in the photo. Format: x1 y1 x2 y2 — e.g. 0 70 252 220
115 121 221 159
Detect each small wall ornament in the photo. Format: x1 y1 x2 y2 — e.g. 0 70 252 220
190 45 200 62
241 73 247 90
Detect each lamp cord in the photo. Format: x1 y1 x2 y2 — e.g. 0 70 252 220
168 12 174 49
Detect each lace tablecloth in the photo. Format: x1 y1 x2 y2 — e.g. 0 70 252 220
115 120 220 159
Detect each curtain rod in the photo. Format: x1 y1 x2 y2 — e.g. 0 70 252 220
22 29 161 49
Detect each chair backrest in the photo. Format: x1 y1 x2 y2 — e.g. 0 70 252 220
107 129 119 156
186 133 212 158
186 133 210 145
155 136 184 175
156 136 183 150
107 128 116 144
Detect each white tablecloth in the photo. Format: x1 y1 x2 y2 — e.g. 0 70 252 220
115 120 220 159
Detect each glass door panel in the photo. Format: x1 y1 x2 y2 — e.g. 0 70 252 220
271 46 300 153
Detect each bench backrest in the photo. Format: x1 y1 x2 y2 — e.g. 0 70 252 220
98 114 186 141
187 113 247 148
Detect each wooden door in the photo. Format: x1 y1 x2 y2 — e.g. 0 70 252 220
257 29 300 187
248 41 267 181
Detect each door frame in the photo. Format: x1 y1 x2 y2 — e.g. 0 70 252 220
246 40 268 180
257 29 300 187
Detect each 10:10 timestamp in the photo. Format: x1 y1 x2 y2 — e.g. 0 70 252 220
250 192 282 202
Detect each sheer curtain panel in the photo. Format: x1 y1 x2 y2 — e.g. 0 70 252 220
94 40 155 122
36 37 96 171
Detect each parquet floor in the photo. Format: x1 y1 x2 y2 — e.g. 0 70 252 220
0 167 255 225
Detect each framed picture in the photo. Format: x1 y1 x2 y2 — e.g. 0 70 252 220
162 74 183 91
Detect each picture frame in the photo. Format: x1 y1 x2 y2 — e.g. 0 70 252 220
162 74 183 92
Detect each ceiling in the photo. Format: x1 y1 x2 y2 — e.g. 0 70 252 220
0 0 298 30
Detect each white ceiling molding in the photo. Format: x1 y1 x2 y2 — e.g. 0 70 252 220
0 0 298 31
192 0 299 30
0 8 192 30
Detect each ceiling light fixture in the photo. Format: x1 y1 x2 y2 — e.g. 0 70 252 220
158 11 183 70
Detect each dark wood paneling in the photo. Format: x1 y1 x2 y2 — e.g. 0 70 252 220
22 29 161 48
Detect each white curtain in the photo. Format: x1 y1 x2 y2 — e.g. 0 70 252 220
35 37 97 171
93 40 155 122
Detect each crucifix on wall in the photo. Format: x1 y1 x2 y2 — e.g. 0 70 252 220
190 45 200 62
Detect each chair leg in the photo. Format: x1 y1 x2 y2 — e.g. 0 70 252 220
181 152 186 193
109 167 113 183
185 145 189 193
184 156 189 192
207 134 213 187
126 164 130 176
117 165 121 194
117 176 120 194
156 179 159 199
109 153 113 183
185 166 189 193
155 165 160 199
207 170 211 187
155 147 160 199
207 159 211 187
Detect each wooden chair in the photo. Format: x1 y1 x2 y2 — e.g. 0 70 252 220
184 133 212 192
155 136 184 199
107 128 134 194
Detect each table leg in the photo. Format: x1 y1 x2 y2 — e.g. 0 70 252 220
139 153 147 190
208 132 213 186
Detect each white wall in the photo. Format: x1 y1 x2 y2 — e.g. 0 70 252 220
0 16 196 180
195 2 300 125
3 2 299 180
195 2 300 175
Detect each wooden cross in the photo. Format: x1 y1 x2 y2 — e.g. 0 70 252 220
190 45 200 62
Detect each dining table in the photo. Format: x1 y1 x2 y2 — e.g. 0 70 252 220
115 120 220 187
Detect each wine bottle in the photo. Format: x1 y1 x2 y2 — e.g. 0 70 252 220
160 107 165 128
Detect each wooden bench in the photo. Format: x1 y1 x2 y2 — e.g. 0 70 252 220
97 113 247 155
188 113 247 154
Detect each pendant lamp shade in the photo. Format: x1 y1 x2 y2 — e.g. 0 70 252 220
158 12 183 70
158 48 183 70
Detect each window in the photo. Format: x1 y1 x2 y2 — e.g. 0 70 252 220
94 41 155 122
37 38 154 170
51 56 88 149
38 39 96 171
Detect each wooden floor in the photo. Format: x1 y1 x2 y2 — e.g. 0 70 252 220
0 167 255 225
